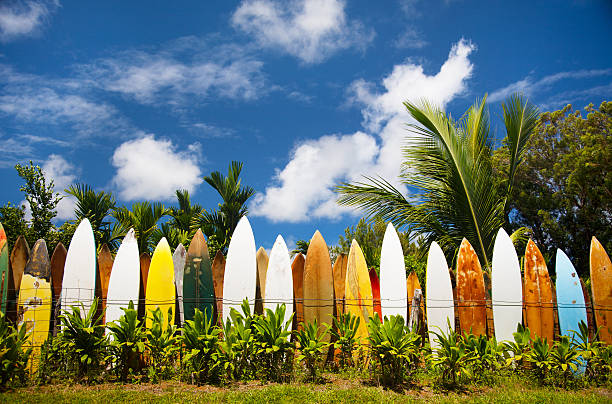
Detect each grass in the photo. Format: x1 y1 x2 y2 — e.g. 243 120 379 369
1 373 610 404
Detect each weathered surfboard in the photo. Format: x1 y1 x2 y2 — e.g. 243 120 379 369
264 235 293 327
332 254 348 317
379 223 407 322
173 243 186 327
50 242 67 333
255 247 269 314
426 241 455 348
184 229 215 323
17 239 51 372
10 235 29 298
303 231 334 340
590 237 612 344
556 249 587 338
345 240 373 343
145 238 175 328
291 253 305 330
106 229 140 326
138 252 151 318
222 216 256 324
369 268 382 320
211 250 225 324
0 223 8 315
456 238 487 336
491 228 523 344
61 218 96 315
524 239 554 344
97 244 113 323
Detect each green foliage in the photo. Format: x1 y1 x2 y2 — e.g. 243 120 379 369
294 320 329 382
574 321 612 384
0 312 32 387
291 240 309 257
524 336 552 384
252 304 294 381
15 161 62 243
0 202 30 251
337 94 538 270
106 301 146 381
503 323 532 367
549 335 580 387
460 333 504 383
57 298 108 380
330 313 360 369
112 201 167 253
368 315 421 387
429 325 474 386
181 308 221 385
152 222 191 251
219 300 257 381
145 308 179 382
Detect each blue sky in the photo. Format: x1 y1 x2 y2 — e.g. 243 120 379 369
1 0 611 252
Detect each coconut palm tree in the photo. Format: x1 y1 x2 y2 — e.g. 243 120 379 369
336 94 537 270
112 202 167 254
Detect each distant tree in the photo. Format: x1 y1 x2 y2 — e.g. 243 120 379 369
112 202 167 254
165 189 204 249
151 222 190 251
493 101 612 276
15 161 62 242
0 202 31 250
291 240 310 257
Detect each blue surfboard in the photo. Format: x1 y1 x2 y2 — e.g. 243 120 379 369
555 249 587 337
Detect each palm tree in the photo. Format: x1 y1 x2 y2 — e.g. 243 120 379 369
194 161 255 253
336 94 537 270
111 202 167 254
65 183 122 250
168 189 204 234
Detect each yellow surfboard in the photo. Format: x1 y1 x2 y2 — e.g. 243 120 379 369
345 240 373 346
145 238 175 328
17 239 52 373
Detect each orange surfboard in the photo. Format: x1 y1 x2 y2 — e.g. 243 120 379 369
255 247 269 315
456 239 487 336
368 268 382 320
291 253 305 331
138 253 151 318
211 250 225 325
332 254 347 317
303 231 334 340
50 243 67 333
524 240 554 344
97 244 113 323
590 237 612 344
8 235 29 322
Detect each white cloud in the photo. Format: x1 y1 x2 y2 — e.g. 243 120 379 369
252 39 475 221
111 135 203 201
394 28 427 49
42 154 77 220
0 0 57 42
232 0 374 64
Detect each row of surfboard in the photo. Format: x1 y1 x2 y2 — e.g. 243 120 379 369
0 218 610 355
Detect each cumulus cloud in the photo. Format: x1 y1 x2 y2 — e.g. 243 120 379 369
251 39 475 222
0 0 57 42
111 135 203 201
42 154 77 220
231 0 374 64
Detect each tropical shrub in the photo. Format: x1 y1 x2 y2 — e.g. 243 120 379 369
429 326 474 387
252 304 294 381
145 308 179 382
461 332 504 382
368 315 421 387
573 321 612 384
219 300 256 380
181 308 221 384
106 301 145 381
524 336 552 384
550 335 580 387
294 320 329 382
0 313 31 387
330 312 361 369
503 323 532 369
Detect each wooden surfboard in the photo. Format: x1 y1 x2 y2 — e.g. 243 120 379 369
380 223 407 322
106 229 140 326
173 243 186 327
407 272 423 318
145 238 175 328
97 244 113 323
61 218 96 315
332 254 347 317
17 239 51 372
138 252 151 318
524 239 554 344
264 235 293 328
255 247 269 314
184 229 215 323
0 223 8 315
345 240 373 344
455 238 487 336
368 268 382 320
291 253 305 330
556 249 587 338
50 243 67 334
10 235 29 298
590 237 612 344
211 250 225 324
491 228 523 344
426 241 455 348
222 216 257 324
303 231 334 340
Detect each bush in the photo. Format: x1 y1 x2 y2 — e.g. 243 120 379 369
429 325 474 387
330 312 360 369
145 308 179 382
182 308 221 384
0 312 31 387
252 304 294 382
219 300 257 381
106 301 145 381
524 336 552 384
294 320 329 382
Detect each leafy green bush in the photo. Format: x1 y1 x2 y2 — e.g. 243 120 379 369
0 312 32 387
368 315 420 387
550 335 580 387
219 300 256 381
503 323 532 369
252 304 294 382
294 320 329 382
181 308 221 384
145 308 179 382
429 326 474 387
330 312 360 369
573 321 611 384
524 336 551 384
106 301 145 381
461 332 504 383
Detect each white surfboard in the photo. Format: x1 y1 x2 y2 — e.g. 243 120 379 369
105 229 140 326
222 216 256 324
173 243 186 327
426 241 454 349
61 218 96 316
264 235 293 328
379 223 408 323
492 228 523 344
